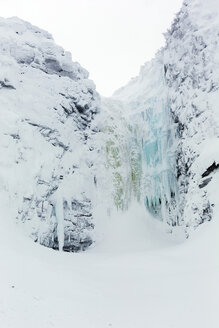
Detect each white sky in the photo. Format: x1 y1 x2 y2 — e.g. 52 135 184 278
0 0 183 96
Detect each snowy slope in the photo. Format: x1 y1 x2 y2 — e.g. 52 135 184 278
0 203 218 328
0 17 100 251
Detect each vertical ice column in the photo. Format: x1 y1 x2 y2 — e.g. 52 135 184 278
131 97 178 223
55 190 64 251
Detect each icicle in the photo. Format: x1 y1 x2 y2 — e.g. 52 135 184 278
55 191 64 252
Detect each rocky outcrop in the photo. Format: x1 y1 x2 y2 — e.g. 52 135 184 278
163 0 219 230
0 17 100 251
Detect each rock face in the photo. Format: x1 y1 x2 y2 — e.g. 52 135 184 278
112 0 219 233
163 0 219 230
0 17 100 251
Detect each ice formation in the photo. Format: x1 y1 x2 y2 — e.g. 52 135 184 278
0 0 219 251
112 0 219 232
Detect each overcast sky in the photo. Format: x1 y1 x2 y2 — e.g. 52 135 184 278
1 0 183 96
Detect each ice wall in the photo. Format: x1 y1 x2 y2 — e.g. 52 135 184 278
138 98 178 224
112 0 219 231
117 61 179 225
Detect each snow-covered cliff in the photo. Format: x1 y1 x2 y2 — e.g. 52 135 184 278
0 17 100 251
112 0 219 233
0 4 218 328
1 0 219 252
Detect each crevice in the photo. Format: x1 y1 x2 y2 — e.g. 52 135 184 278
201 162 219 178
